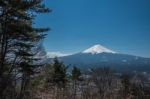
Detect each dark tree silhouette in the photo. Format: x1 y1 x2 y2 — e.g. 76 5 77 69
0 0 50 98
51 57 68 88
121 75 131 99
71 66 81 99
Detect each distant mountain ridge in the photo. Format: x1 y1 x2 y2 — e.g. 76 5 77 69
47 44 150 73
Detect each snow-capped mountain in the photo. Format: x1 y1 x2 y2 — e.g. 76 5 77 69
83 44 116 54
47 44 150 73
46 51 72 58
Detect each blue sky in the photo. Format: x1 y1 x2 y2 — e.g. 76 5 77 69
35 0 150 57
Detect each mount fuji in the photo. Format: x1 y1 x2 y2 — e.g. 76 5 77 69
83 44 116 54
48 44 150 73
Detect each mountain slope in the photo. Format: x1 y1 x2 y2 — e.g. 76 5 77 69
48 44 150 72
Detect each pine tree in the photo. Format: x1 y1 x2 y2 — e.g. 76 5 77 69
0 0 50 98
72 66 81 81
121 75 131 99
51 57 68 88
71 66 81 99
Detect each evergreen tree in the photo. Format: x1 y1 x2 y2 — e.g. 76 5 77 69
121 75 131 99
0 0 50 98
51 57 68 88
71 66 81 99
72 66 81 81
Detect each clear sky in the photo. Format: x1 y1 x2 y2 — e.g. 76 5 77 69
35 0 150 58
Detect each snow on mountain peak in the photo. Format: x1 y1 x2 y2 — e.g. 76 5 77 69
83 44 116 54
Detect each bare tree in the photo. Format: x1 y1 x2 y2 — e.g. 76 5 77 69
91 67 118 99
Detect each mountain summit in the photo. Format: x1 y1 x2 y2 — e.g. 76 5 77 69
83 44 116 54
48 44 150 72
